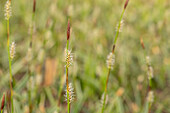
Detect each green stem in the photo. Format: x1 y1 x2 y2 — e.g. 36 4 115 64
66 39 70 113
28 4 36 113
7 18 14 113
101 69 111 113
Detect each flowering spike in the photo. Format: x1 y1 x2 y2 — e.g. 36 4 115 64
10 42 16 60
147 66 154 80
4 0 12 20
33 0 36 13
147 91 154 103
124 0 129 10
64 83 75 103
115 20 124 32
65 49 73 68
140 37 145 49
106 52 115 70
67 20 70 40
1 94 5 111
101 93 108 106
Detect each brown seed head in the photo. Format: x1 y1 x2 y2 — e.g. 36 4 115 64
140 37 145 49
124 0 129 9
1 94 5 111
67 20 70 40
33 0 36 13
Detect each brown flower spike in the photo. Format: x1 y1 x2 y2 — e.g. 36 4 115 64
124 0 129 9
33 0 36 13
1 94 5 111
67 20 70 40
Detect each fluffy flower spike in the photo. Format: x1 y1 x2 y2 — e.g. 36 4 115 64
101 93 108 106
146 56 154 79
65 49 73 68
4 0 12 20
106 52 115 70
10 42 16 60
64 83 75 103
147 91 154 103
116 20 124 32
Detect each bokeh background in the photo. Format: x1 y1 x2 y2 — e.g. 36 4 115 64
0 0 170 113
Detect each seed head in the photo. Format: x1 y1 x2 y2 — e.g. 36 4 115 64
147 91 154 103
147 66 154 80
10 42 16 60
67 20 71 40
101 93 108 106
64 83 75 103
146 56 151 66
65 49 73 68
140 37 145 49
116 20 124 32
124 0 129 10
33 0 36 13
4 1 12 20
106 52 115 70
1 93 5 111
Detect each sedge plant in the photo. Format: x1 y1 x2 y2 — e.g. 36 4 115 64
26 0 36 112
101 0 129 112
4 0 15 112
140 38 154 113
64 20 75 113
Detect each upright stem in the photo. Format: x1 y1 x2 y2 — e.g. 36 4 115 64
101 8 125 113
140 38 153 113
28 1 36 112
101 69 110 113
7 16 14 113
66 40 70 113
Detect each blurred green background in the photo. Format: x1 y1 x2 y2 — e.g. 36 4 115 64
0 0 170 113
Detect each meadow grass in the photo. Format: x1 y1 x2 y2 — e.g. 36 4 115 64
0 0 169 113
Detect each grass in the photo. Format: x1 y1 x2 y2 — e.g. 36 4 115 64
0 0 170 113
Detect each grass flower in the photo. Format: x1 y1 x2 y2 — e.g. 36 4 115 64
106 52 115 70
115 20 124 32
64 83 75 103
4 0 12 20
147 91 154 103
65 49 73 68
10 42 16 60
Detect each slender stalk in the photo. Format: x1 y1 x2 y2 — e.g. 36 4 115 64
6 10 14 113
101 1 129 112
27 0 36 112
140 38 153 113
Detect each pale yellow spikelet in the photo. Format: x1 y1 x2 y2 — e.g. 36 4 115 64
146 56 154 79
4 1 12 20
65 49 73 68
101 93 108 106
147 91 154 103
147 66 154 80
64 83 75 103
146 56 151 65
10 42 15 60
106 52 115 70
116 20 124 32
